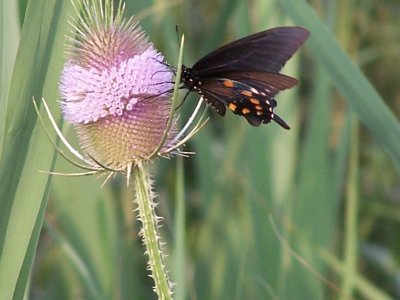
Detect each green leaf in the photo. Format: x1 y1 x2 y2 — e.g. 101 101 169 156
0 1 71 298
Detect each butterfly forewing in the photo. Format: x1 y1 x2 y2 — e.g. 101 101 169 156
192 27 309 76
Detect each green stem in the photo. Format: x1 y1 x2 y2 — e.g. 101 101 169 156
341 115 359 299
174 157 186 300
133 161 172 300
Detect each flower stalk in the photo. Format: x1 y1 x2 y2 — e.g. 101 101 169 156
133 162 172 300
35 1 209 298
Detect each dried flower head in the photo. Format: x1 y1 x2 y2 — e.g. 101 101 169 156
59 0 175 171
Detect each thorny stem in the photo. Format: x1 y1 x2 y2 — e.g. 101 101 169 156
133 162 172 300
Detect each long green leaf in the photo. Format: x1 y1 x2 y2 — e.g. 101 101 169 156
280 0 400 170
0 0 20 155
0 0 70 298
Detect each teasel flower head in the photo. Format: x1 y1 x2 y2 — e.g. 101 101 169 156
58 0 185 173
35 2 207 298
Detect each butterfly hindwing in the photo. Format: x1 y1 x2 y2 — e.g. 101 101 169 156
215 72 298 96
198 74 290 128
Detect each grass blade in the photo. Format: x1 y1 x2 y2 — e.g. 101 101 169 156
280 0 400 170
0 1 71 298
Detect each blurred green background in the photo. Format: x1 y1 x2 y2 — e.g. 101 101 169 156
1 0 400 299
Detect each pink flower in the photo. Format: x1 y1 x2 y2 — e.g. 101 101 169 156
59 2 175 170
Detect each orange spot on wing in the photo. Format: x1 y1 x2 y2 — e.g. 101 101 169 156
223 80 235 88
228 103 237 112
241 90 252 97
255 105 263 111
242 108 251 114
250 98 260 105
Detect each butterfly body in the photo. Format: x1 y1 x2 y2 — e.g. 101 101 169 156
180 27 309 129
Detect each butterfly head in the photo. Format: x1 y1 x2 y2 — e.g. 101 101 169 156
181 65 201 91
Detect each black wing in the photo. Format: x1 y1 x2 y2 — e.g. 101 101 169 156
198 72 296 128
215 71 298 95
192 27 309 76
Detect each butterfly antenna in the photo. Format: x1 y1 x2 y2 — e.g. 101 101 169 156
137 90 175 103
148 80 176 87
150 57 177 74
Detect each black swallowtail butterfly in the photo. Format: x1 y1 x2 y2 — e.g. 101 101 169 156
181 26 309 129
